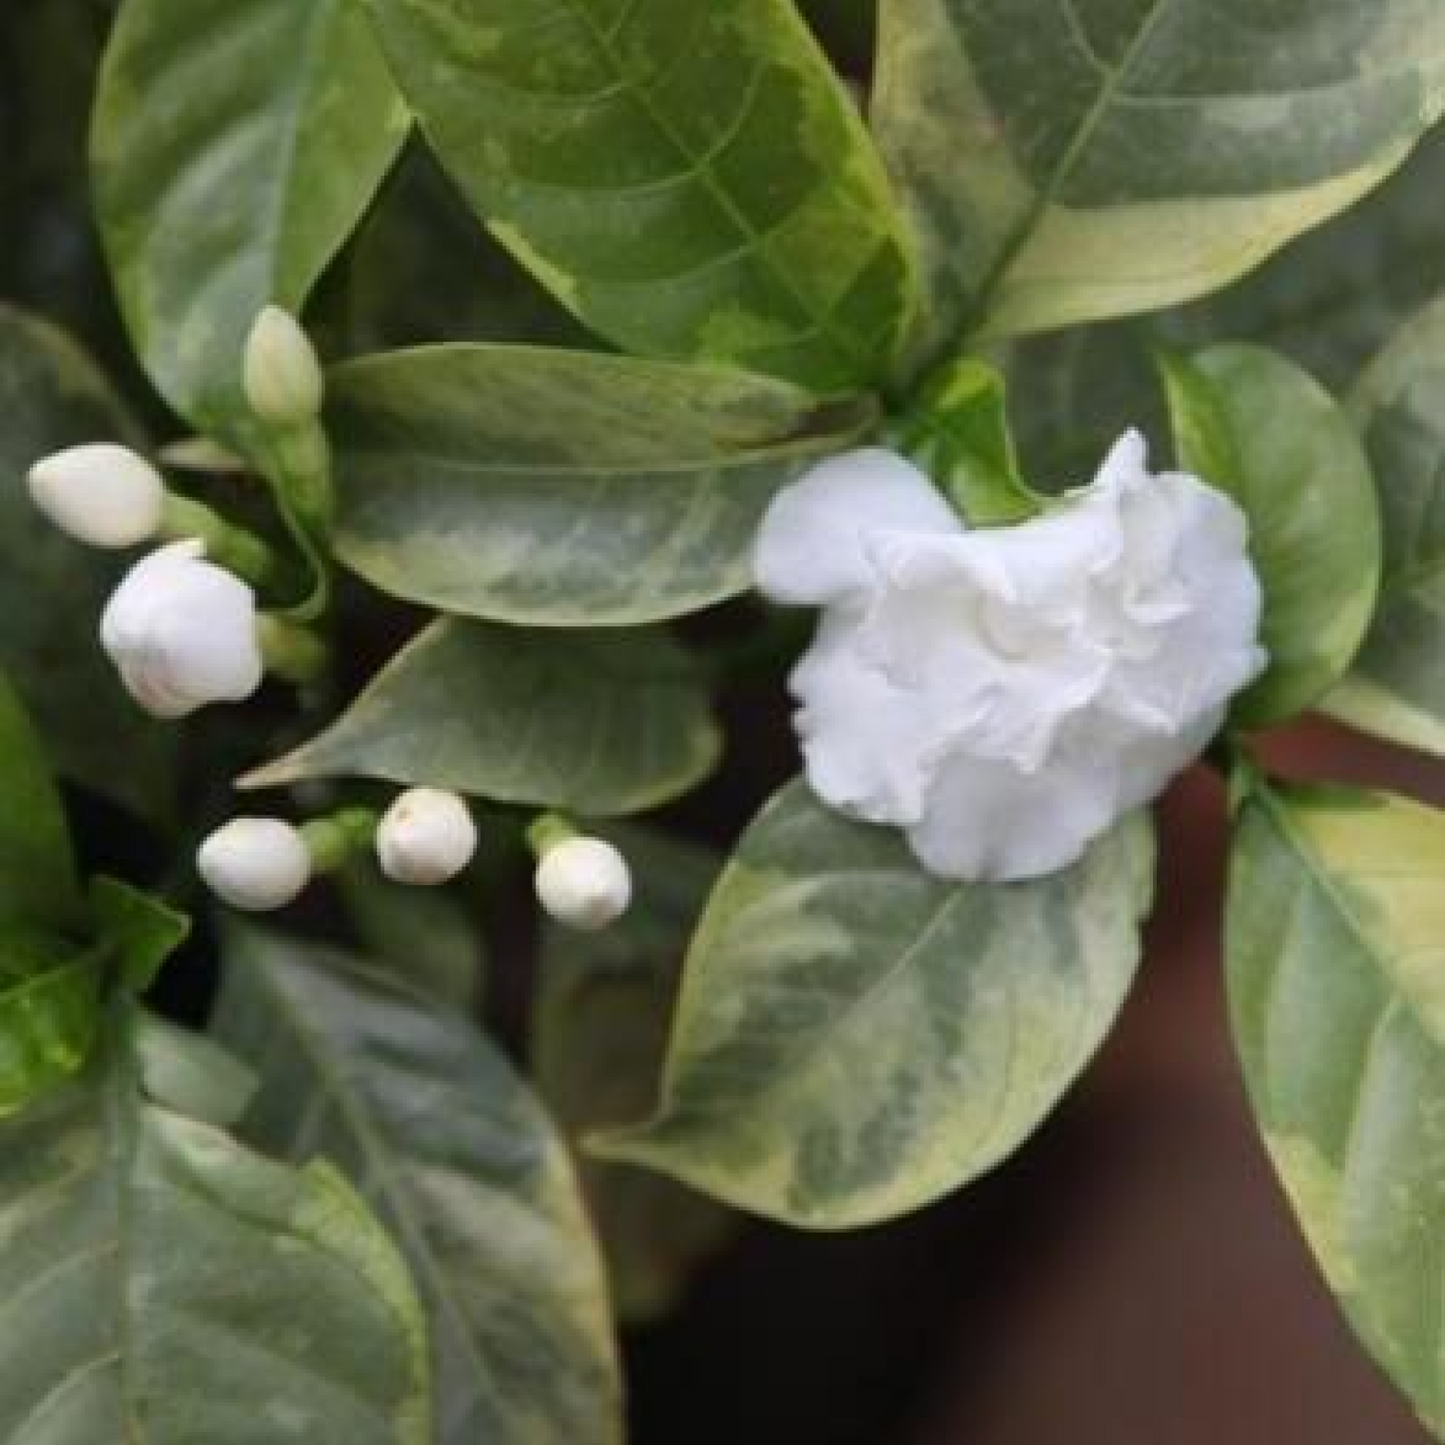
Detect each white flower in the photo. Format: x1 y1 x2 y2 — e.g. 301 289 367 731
197 818 311 911
376 788 478 885
754 432 1266 882
535 838 632 931
27 443 165 548
243 305 324 426
100 539 264 717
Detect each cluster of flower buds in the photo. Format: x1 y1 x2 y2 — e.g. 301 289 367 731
196 796 633 931
29 303 635 932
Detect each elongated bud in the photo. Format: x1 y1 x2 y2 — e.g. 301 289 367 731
27 443 165 548
376 788 477 886
100 540 263 717
197 817 311 911
535 837 632 931
243 306 324 426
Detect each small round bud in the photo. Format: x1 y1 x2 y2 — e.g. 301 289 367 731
535 837 632 931
100 539 263 717
376 788 477 886
243 305 324 426
27 443 165 548
197 818 311 912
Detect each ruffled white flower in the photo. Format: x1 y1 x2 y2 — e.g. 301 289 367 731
376 788 478 886
755 432 1266 882
100 539 264 717
197 817 311 912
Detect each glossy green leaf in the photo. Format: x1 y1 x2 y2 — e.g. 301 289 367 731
895 357 1042 524
1228 780 1445 1438
0 935 104 1118
329 345 874 625
1323 296 1445 755
0 673 81 933
214 927 622 1445
0 306 174 821
0 1005 432 1441
535 826 736 1323
91 0 410 428
361 0 919 392
595 781 1154 1228
243 619 720 816
874 0 1445 359
89 877 191 992
1161 344 1382 727
338 861 484 1013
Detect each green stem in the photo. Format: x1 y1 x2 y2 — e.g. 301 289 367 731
159 495 275 585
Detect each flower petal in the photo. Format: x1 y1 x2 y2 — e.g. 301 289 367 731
755 448 961 604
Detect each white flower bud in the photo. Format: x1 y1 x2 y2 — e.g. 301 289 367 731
27 443 165 548
535 838 632 931
197 818 311 912
100 539 263 717
375 788 477 886
243 305 324 426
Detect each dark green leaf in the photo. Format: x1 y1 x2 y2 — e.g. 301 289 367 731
0 306 174 821
92 0 410 428
0 936 104 1117
0 1004 433 1441
214 927 622 1445
875 0 1445 359
1324 296 1445 755
596 781 1154 1228
329 344 874 624
535 826 736 1323
1229 780 1445 1438
361 0 919 391
242 619 721 816
89 876 191 992
1160 344 1382 727
0 672 81 933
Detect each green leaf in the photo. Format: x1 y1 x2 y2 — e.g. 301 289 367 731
361 0 919 392
89 877 191 992
338 861 485 1013
329 344 874 625
242 619 721 815
895 357 1042 524
535 826 736 1323
0 936 105 1118
0 672 81 934
91 0 410 429
595 781 1154 1228
874 0 1445 358
1160 344 1382 727
1323 296 1445 755
213 927 622 1445
1228 780 1445 1438
0 306 174 821
0 1005 432 1441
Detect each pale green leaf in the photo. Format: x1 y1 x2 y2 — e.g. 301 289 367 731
91 0 410 428
535 826 736 1323
0 1006 432 1442
242 619 720 816
89 878 191 993
1161 344 1382 727
360 0 919 392
0 937 105 1118
0 306 174 821
1323 296 1445 755
875 0 1445 357
595 781 1154 1228
1228 780 1445 1438
214 927 622 1445
329 344 874 625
